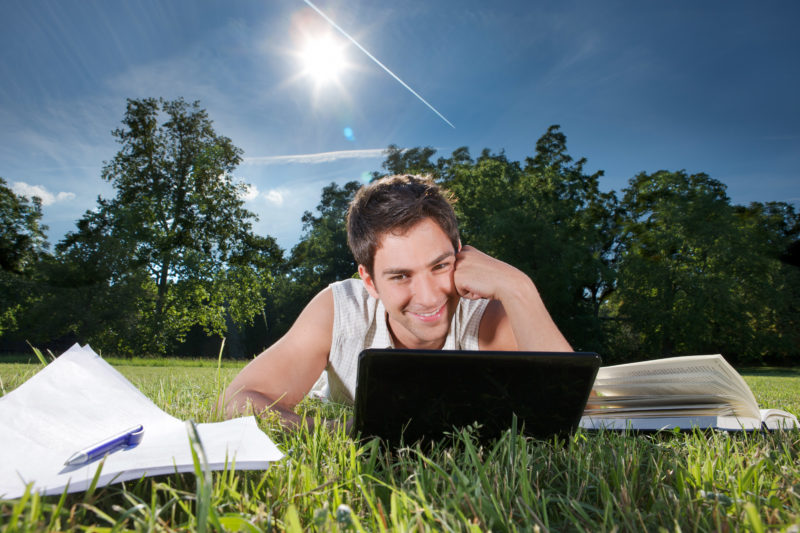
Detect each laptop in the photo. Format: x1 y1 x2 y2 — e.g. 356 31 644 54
353 349 601 444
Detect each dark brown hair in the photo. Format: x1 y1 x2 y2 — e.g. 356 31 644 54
347 174 459 275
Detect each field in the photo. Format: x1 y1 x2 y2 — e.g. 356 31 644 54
1 357 799 532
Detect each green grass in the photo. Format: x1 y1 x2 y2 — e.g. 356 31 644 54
1 359 799 532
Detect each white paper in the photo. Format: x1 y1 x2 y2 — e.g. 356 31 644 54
0 344 283 499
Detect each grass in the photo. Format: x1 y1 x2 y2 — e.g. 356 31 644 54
1 356 799 532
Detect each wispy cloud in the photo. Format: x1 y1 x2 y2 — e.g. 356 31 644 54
12 181 76 206
241 183 286 206
243 148 385 165
264 189 286 206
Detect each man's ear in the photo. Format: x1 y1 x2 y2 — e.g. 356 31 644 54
358 264 380 300
457 239 462 253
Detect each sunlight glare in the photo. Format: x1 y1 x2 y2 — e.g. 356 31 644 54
300 35 346 85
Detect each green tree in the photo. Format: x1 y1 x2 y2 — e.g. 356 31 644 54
0 177 49 335
520 128 620 348
611 170 799 363
269 181 360 341
730 201 800 362
375 145 438 179
54 98 280 355
0 178 48 274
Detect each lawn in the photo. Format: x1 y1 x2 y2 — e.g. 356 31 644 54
1 357 798 532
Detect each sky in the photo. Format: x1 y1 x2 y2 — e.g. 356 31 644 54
2 0 799 251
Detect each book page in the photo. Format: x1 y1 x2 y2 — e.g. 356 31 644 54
583 405 736 418
588 394 732 406
591 354 760 420
760 409 800 430
579 415 764 431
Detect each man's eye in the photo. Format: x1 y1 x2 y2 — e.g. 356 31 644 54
390 274 408 281
433 262 452 271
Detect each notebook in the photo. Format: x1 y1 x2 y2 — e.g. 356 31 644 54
353 349 601 444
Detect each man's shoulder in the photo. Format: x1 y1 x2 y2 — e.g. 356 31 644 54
329 277 378 318
329 277 369 300
329 277 383 352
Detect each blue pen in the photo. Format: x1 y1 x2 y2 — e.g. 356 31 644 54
64 424 144 466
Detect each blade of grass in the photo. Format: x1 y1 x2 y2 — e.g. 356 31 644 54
26 341 48 367
186 419 221 533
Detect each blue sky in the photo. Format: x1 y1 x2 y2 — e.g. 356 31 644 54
2 0 798 251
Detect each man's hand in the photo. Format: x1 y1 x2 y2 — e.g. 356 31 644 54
454 245 527 301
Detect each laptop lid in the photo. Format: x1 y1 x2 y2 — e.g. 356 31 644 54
353 349 601 444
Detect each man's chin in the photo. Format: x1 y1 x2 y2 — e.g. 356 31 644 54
407 323 451 348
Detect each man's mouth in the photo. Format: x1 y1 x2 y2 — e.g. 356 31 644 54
409 303 446 322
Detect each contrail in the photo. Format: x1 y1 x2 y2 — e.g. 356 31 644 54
302 0 455 129
244 148 385 165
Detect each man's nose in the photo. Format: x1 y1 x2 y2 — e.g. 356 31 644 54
413 274 440 307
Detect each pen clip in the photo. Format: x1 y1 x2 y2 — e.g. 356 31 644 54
127 425 144 446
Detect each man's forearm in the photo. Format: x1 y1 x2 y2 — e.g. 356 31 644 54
219 390 301 426
219 389 344 433
455 246 573 352
501 276 573 352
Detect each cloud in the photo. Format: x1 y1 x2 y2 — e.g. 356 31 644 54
241 183 260 201
11 181 76 206
264 189 285 206
243 148 385 166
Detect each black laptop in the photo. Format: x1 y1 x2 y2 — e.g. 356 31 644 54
353 349 600 444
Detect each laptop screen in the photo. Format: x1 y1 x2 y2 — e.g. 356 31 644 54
353 349 600 444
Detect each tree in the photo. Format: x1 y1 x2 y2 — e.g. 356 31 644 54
611 170 800 363
0 178 49 274
268 181 360 341
731 201 800 362
0 177 49 335
373 145 438 180
55 98 280 355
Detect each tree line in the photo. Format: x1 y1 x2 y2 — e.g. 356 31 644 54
1 99 798 364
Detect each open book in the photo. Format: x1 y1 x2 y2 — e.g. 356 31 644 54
579 354 799 432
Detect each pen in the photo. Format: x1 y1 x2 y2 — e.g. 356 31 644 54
64 424 145 466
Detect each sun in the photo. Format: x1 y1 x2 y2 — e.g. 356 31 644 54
300 34 347 85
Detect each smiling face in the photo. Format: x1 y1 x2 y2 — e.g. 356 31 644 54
359 218 460 350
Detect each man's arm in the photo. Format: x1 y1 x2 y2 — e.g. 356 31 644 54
217 287 334 429
454 245 572 352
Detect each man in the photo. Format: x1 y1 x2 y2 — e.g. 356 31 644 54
220 174 572 427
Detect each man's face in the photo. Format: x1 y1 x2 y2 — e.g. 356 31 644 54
359 218 460 350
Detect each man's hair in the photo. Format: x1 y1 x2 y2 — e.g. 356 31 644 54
347 174 459 276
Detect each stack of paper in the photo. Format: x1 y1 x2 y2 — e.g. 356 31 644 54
0 344 283 499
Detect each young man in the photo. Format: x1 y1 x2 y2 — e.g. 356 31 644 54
220 174 572 427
